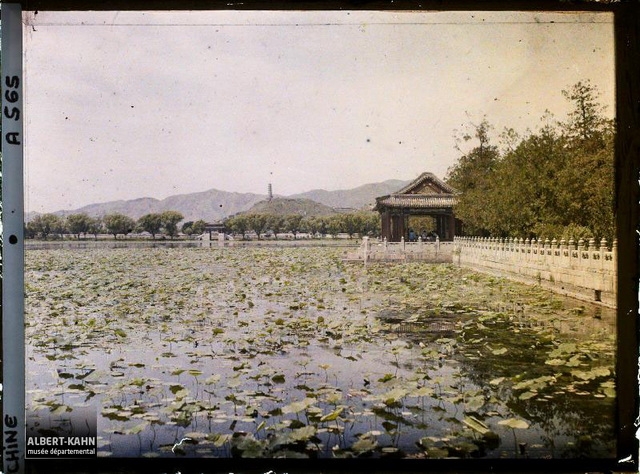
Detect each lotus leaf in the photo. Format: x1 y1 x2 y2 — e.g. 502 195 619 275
498 419 529 429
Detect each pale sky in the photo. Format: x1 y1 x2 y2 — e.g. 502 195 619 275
22 10 615 214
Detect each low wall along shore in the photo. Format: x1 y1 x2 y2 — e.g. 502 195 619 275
454 237 617 308
347 236 617 308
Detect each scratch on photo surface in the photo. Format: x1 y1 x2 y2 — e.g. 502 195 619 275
618 454 634 463
171 437 191 453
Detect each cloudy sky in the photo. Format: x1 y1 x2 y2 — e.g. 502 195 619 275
22 10 614 213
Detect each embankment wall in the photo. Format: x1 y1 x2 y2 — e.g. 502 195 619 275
453 237 617 308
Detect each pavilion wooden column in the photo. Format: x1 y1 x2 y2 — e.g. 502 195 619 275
381 211 392 241
448 213 456 240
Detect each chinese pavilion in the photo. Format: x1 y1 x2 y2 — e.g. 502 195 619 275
374 172 461 242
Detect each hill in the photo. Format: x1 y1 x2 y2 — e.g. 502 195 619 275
33 178 412 223
52 190 267 223
240 198 337 217
290 179 410 210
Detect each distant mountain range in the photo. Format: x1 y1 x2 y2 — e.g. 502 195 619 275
291 180 410 210
31 179 411 223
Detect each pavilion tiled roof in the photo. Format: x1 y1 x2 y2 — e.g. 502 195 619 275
374 172 459 210
395 172 459 195
375 194 458 209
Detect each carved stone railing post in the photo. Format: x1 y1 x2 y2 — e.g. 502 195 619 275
362 236 369 264
578 238 585 260
568 238 575 261
599 238 607 270
544 238 551 257
587 238 595 268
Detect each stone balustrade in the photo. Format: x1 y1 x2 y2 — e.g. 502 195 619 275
345 236 455 263
344 235 617 307
453 236 617 307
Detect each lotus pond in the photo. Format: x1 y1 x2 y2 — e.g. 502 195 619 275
25 245 616 459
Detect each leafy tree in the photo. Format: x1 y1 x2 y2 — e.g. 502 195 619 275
341 213 363 239
266 215 285 239
445 119 500 236
285 214 304 239
302 216 324 238
180 220 194 236
490 120 567 238
191 219 207 236
409 216 436 237
326 215 342 239
24 222 36 239
359 211 380 237
138 213 163 238
87 217 103 240
103 213 136 239
160 210 184 239
445 82 614 242
557 81 615 241
28 213 65 240
562 80 609 145
247 214 268 240
226 215 248 239
66 213 92 239
316 216 332 237
25 220 38 240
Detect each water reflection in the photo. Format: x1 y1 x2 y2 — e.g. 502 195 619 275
25 247 616 459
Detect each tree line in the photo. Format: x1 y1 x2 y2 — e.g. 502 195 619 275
446 81 614 243
25 211 202 240
224 211 379 239
25 209 382 240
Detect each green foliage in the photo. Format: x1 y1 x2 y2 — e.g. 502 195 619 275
446 82 614 241
246 213 268 240
160 210 184 239
26 213 66 240
191 219 207 236
138 213 163 239
86 216 103 239
446 119 501 236
66 213 92 239
225 210 379 240
181 219 206 237
225 214 249 239
266 215 285 238
301 215 325 236
103 213 136 239
284 214 303 238
180 221 194 235
340 213 361 239
326 215 343 238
